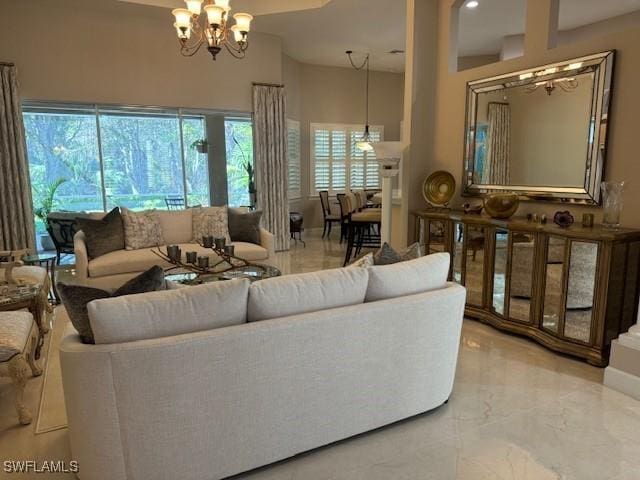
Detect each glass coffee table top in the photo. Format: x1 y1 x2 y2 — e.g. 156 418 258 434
165 264 281 285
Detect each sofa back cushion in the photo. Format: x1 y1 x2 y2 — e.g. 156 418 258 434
157 209 193 245
88 278 250 344
247 268 369 322
365 252 450 302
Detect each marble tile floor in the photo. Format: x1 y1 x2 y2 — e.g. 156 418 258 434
2 229 640 480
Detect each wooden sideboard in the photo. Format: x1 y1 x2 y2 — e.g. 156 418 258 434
413 209 640 366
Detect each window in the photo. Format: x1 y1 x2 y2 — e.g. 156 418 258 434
224 117 254 208
23 103 211 234
310 123 383 195
287 119 301 199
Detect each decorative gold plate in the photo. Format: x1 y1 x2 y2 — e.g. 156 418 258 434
422 171 456 207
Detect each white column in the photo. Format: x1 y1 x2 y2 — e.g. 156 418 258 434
380 165 398 244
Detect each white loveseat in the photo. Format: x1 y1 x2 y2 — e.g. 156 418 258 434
73 209 275 289
59 253 466 480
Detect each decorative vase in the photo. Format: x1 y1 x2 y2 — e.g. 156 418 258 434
553 210 574 229
601 181 625 229
483 193 520 219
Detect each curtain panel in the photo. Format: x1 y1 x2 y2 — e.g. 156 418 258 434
483 102 511 186
0 63 35 251
252 84 290 252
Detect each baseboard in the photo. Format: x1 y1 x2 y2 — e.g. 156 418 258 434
604 366 640 401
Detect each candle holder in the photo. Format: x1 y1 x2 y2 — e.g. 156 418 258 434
197 256 210 269
214 237 226 249
167 245 181 262
153 241 265 276
202 236 214 248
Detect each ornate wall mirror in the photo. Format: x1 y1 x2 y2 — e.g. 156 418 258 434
463 51 615 204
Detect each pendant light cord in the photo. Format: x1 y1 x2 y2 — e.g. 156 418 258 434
346 51 371 137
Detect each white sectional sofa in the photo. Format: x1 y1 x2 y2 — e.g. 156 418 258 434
73 209 275 289
59 253 466 480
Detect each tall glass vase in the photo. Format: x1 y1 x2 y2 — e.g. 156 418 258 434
601 181 625 229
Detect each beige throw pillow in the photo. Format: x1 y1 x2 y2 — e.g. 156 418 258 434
192 206 231 243
121 208 165 251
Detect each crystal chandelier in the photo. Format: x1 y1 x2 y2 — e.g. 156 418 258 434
171 0 253 61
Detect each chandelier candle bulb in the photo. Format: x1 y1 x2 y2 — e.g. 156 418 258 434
185 0 203 15
233 13 253 32
231 25 244 43
172 8 192 28
204 4 225 26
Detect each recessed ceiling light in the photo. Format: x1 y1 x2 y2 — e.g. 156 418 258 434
466 1 479 8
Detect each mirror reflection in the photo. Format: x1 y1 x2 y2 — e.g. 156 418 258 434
492 228 508 315
465 225 485 307
564 241 598 342
426 219 446 254
509 232 536 323
452 222 464 284
473 71 594 188
542 237 567 333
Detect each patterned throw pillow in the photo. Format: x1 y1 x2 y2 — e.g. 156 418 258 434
349 253 374 268
58 266 167 344
372 242 423 265
192 206 231 243
121 208 165 251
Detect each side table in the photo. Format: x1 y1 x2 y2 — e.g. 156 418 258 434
22 254 60 304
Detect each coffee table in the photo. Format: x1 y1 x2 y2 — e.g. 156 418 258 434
165 263 281 285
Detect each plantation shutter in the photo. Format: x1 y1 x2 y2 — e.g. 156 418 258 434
311 123 384 195
287 119 301 198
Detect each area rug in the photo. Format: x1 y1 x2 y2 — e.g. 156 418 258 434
35 307 70 434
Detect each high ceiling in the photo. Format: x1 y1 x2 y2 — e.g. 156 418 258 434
120 0 640 70
253 0 407 73
459 0 640 57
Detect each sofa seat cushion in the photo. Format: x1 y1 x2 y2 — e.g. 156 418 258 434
365 252 450 302
248 267 369 322
228 242 269 261
88 278 250 344
0 311 33 362
88 242 268 278
88 248 173 277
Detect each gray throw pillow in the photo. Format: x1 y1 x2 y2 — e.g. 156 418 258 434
373 242 423 265
58 266 166 344
76 207 125 259
228 209 262 245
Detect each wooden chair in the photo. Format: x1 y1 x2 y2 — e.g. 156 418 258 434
319 191 341 239
165 196 186 210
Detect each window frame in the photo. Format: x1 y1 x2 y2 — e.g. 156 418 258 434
22 101 252 214
309 122 384 196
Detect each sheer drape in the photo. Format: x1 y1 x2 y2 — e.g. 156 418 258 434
483 102 511 185
0 63 35 251
252 84 290 251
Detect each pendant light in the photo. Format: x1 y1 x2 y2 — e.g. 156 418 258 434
346 50 374 152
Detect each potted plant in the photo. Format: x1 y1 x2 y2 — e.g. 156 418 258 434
244 161 257 209
34 177 67 251
191 139 208 154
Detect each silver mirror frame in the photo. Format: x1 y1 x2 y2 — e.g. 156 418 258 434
463 50 615 205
